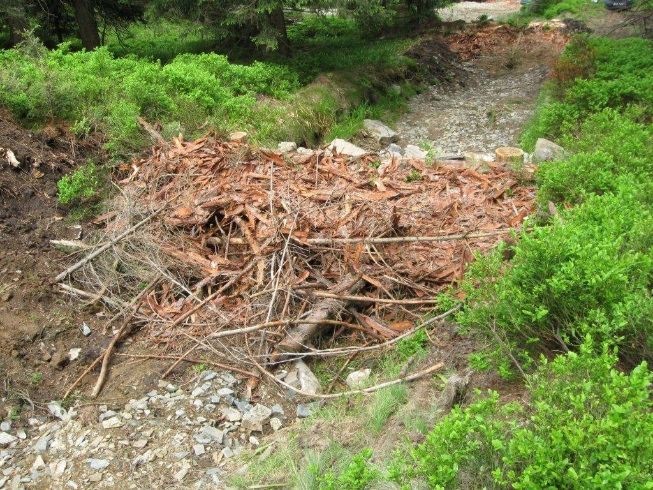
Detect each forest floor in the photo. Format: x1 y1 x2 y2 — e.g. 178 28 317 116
0 8 616 488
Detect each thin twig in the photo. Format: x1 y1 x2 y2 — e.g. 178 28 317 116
251 355 444 399
62 278 161 400
161 344 199 379
91 279 160 398
269 304 462 360
311 292 441 305
301 229 513 245
115 353 259 378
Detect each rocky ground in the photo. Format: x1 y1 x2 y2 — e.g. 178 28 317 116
395 61 548 156
0 366 319 489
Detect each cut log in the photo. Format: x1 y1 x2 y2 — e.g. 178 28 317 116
495 147 524 166
273 273 364 359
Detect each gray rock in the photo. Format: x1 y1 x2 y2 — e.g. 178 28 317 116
86 459 110 470
384 143 404 156
0 422 10 432
31 456 45 471
270 404 285 416
51 460 66 479
404 145 427 160
201 426 224 444
216 388 233 396
222 408 241 422
34 436 50 452
200 370 218 382
296 405 313 418
464 152 494 164
270 418 282 431
193 444 205 456
327 139 368 157
221 373 238 386
191 387 205 397
233 400 252 412
284 360 320 395
249 404 272 420
363 119 399 145
278 142 297 153
0 433 16 447
47 402 66 420
130 398 149 411
345 369 371 388
221 447 234 459
174 464 190 482
532 138 567 163
98 410 117 422
101 417 123 429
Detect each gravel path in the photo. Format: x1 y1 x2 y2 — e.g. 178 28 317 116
395 62 549 156
438 0 522 22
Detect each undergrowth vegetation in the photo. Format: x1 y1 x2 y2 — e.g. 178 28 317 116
0 17 415 157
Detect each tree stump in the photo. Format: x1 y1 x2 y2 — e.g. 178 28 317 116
495 147 524 166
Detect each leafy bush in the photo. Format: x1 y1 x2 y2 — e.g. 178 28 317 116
0 21 415 155
392 342 653 489
318 448 380 490
57 162 102 204
457 186 653 369
522 37 653 150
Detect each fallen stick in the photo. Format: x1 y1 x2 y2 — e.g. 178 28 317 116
269 304 462 360
114 353 259 378
312 292 440 305
300 229 514 245
207 318 366 340
136 117 167 147
161 343 199 379
252 355 444 399
58 283 129 310
53 206 167 283
91 308 139 398
206 229 515 248
50 239 94 251
90 279 160 398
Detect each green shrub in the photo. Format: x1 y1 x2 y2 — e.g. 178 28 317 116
57 162 102 204
392 341 653 489
522 37 653 150
457 185 653 368
318 448 380 490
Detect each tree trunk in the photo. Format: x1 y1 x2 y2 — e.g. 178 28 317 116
2 0 29 47
71 0 100 50
267 5 290 57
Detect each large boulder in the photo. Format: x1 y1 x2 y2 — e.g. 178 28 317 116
362 119 399 146
328 139 368 157
532 138 567 163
